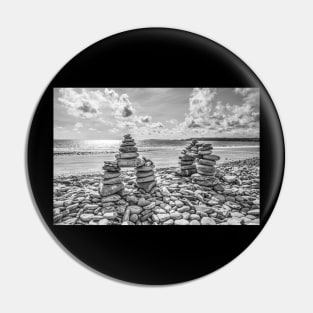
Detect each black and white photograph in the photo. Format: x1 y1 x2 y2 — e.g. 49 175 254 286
54 87 260 225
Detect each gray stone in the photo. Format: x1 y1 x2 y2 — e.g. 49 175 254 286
201 217 216 225
174 219 189 225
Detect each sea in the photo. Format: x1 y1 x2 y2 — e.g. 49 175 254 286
54 139 259 176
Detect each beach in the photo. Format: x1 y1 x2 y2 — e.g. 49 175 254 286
54 139 259 175
53 157 260 226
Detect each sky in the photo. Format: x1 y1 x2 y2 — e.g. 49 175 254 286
54 88 260 140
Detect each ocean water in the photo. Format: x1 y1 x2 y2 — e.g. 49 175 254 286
54 139 260 176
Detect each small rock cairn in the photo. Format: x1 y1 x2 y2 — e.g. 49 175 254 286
177 139 199 176
192 143 220 187
116 134 141 167
99 161 124 196
135 158 157 193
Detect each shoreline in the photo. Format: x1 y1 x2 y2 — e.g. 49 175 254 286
53 157 260 225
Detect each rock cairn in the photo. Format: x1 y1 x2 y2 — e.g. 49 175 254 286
99 161 124 196
135 158 157 193
116 134 142 167
177 139 199 176
192 143 220 188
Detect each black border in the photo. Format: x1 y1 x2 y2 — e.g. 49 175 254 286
27 28 285 285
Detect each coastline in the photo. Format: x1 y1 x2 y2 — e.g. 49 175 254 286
53 157 260 225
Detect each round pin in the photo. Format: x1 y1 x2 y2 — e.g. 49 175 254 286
27 28 284 284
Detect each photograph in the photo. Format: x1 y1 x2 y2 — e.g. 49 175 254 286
53 88 260 225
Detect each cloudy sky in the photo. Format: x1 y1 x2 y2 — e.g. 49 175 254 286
54 88 259 140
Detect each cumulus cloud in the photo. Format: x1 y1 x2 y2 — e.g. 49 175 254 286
73 122 83 131
88 127 96 131
58 88 102 119
103 89 135 119
58 88 136 121
138 115 152 123
179 88 259 136
234 88 253 96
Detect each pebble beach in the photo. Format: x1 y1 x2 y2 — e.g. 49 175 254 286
53 157 260 226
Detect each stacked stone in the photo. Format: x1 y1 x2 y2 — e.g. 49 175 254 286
177 139 198 176
116 134 142 167
135 158 157 193
192 143 220 187
99 161 124 197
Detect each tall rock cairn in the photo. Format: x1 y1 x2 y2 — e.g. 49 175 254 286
99 161 124 196
192 143 220 187
177 139 199 176
135 158 157 193
116 134 142 167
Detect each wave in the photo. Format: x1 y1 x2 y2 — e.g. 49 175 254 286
54 145 259 156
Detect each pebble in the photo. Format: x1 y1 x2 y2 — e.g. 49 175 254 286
127 205 143 214
175 200 184 208
201 217 216 225
130 214 139 223
174 219 189 225
247 209 260 216
80 213 95 222
143 202 156 210
170 212 182 220
101 195 121 203
163 219 174 225
177 206 190 213
190 220 200 225
157 213 171 222
103 212 117 220
137 198 151 207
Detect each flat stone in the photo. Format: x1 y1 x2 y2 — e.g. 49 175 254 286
143 202 156 210
223 175 237 183
201 217 216 225
136 175 155 183
174 219 189 225
137 180 157 193
198 159 216 166
117 158 143 167
163 219 174 225
190 220 201 225
128 205 143 214
177 206 190 213
101 194 121 203
80 213 95 222
157 213 171 222
102 171 121 179
137 198 150 207
170 212 182 220
98 218 109 225
99 182 124 196
136 170 154 178
53 201 64 208
190 214 200 220
247 209 260 216
224 201 241 210
203 154 220 161
101 177 123 185
103 212 117 220
175 200 184 208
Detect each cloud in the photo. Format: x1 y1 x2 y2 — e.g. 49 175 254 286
150 122 164 128
73 122 83 131
234 88 253 96
166 119 178 125
177 88 259 137
58 88 102 119
58 88 136 121
88 127 96 131
138 115 152 123
103 89 135 119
